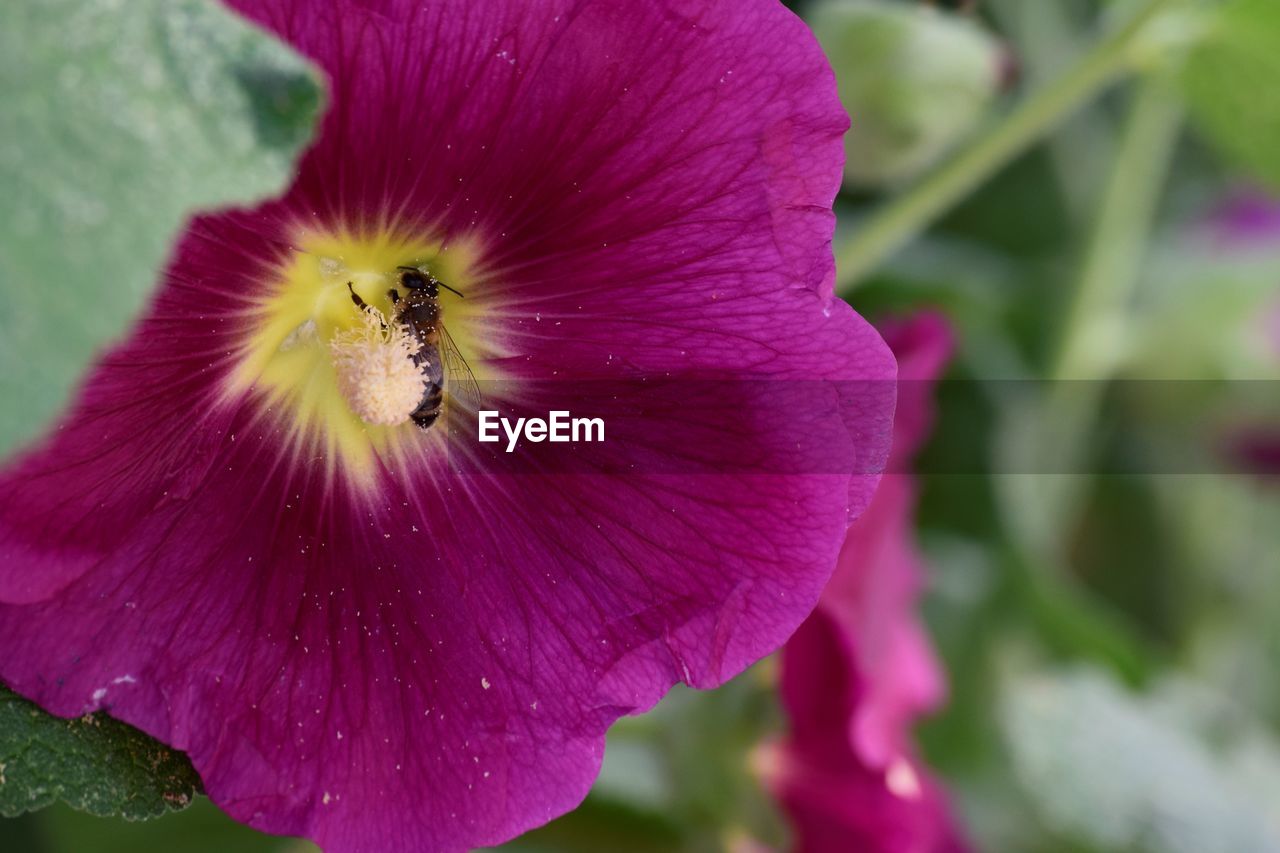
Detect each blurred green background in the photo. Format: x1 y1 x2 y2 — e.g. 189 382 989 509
5 0 1280 850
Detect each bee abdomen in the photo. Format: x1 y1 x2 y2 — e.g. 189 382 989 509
410 384 444 430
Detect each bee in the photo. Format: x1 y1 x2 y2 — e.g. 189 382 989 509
346 265 479 430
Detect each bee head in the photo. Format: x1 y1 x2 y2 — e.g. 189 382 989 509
397 265 465 299
397 266 438 296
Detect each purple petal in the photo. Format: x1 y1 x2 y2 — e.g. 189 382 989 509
762 735 969 853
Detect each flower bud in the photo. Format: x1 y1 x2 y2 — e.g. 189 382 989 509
809 0 1005 188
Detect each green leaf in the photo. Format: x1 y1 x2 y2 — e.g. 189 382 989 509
1001 667 1280 853
0 0 323 457
1182 0 1280 188
807 0 1003 188
0 686 201 820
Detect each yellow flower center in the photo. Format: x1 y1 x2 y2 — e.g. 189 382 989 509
225 227 495 488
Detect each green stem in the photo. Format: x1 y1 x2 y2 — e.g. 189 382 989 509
1040 72 1183 519
1004 73 1182 567
835 0 1177 292
1050 74 1185 382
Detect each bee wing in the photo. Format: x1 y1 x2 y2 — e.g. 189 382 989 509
438 324 485 417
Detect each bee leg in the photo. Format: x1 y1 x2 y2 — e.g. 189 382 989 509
347 282 370 312
386 288 401 305
348 282 391 330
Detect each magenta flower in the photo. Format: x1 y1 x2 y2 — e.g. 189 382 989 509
763 313 966 853
1205 188 1280 247
0 0 894 850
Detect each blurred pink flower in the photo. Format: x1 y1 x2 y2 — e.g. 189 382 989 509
1205 188 1280 247
765 312 967 853
1224 428 1280 479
